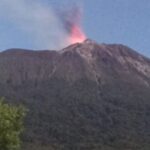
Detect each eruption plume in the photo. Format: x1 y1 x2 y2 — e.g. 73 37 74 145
0 0 86 50
58 6 86 44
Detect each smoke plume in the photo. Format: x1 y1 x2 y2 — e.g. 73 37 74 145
57 6 86 44
0 0 86 50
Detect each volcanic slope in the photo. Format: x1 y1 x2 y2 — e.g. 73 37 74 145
0 39 150 150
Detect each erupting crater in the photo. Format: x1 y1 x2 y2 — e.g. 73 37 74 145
69 25 86 44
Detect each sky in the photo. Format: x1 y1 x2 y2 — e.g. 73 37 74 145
0 0 150 57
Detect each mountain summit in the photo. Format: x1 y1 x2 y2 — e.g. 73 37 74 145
0 41 150 150
1 39 150 85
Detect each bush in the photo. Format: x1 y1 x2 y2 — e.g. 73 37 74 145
0 98 26 150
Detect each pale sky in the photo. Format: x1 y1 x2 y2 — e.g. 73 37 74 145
0 0 150 57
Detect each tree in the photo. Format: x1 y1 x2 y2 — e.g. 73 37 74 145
0 98 26 150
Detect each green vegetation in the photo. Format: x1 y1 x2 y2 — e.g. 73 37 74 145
0 98 26 150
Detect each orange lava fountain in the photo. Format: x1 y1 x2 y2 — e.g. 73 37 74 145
58 6 86 45
69 25 86 44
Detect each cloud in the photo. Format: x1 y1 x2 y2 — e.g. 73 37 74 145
0 0 69 49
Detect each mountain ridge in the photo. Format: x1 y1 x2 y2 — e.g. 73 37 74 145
0 39 150 84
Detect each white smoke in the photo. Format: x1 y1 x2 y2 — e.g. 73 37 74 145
0 0 69 49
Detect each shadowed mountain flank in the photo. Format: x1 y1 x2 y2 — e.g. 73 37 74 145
0 40 150 150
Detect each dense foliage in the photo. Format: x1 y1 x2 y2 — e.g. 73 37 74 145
0 98 26 150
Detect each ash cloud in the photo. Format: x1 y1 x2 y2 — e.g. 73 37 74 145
0 0 83 50
57 6 82 35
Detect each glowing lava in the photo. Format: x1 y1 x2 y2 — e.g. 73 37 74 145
69 25 86 44
57 6 86 45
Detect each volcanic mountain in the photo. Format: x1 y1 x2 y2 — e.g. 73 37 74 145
0 39 150 150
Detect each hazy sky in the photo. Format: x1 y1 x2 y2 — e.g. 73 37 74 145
0 0 149 57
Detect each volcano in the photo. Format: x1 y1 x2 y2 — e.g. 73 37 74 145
0 39 150 150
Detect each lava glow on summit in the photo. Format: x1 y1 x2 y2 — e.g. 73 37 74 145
69 24 86 44
58 6 86 44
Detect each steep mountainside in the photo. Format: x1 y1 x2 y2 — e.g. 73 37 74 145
0 39 150 150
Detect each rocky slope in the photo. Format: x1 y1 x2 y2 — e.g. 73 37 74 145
0 39 150 150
